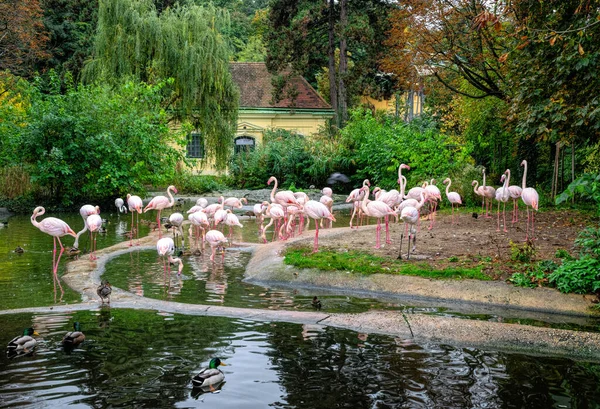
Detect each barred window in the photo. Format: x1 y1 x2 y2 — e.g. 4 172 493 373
187 132 204 158
234 136 255 154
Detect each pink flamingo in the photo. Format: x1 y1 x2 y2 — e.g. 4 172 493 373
156 237 183 277
442 178 462 224
224 211 243 243
143 185 177 237
261 202 285 243
346 179 370 229
303 200 336 253
31 206 77 297
481 168 496 218
168 212 185 249
267 176 300 208
319 194 334 228
127 194 143 246
188 211 210 250
472 180 484 210
213 208 229 230
73 204 100 249
424 179 442 229
507 176 523 224
205 229 228 262
222 196 247 210
294 192 310 234
520 160 539 241
86 214 103 260
398 191 426 259
495 171 510 233
360 186 396 248
196 198 208 208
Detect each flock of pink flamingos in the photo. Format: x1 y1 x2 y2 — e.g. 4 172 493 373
30 160 539 285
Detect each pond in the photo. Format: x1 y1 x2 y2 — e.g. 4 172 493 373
1 203 600 408
1 310 600 409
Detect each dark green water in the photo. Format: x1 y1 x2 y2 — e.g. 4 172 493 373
1 309 600 409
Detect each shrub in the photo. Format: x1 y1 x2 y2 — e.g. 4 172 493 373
549 256 600 294
509 240 536 263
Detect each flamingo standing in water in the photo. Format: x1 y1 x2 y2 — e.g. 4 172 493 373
31 207 77 297
222 197 247 211
303 200 336 253
267 176 300 208
156 237 183 277
143 185 177 237
319 189 334 229
205 230 228 262
359 186 396 249
86 214 103 260
127 194 143 246
168 212 185 249
224 211 243 243
520 160 539 241
188 211 210 251
115 198 127 214
73 204 100 249
261 202 285 243
442 178 462 224
398 191 426 260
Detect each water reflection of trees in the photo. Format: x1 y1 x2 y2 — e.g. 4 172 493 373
263 324 600 408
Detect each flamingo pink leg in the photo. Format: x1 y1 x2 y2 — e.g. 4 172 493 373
375 219 382 249
385 215 391 244
313 220 320 253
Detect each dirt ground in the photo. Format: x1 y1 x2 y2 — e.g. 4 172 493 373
306 207 596 282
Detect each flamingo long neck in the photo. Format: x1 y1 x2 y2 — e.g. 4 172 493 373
521 161 528 190
270 177 278 202
482 169 487 188
472 181 479 194
445 179 451 196
30 208 43 227
416 191 426 210
167 186 175 206
505 170 511 188
400 176 407 197
360 187 370 214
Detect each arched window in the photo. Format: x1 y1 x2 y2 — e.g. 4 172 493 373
234 136 255 154
186 131 204 158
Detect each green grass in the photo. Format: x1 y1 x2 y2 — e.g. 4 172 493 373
284 246 490 280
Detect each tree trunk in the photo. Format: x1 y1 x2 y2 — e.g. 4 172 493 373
327 0 339 128
337 0 348 127
571 142 575 204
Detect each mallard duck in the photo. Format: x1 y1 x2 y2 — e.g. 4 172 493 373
312 296 322 310
14 246 24 254
62 322 85 349
97 280 112 304
7 328 39 356
192 358 226 390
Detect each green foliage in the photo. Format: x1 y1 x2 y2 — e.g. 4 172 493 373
12 73 184 206
575 226 600 258
284 246 490 280
228 128 352 189
555 248 573 260
172 173 228 194
83 0 238 168
549 256 600 294
509 259 557 288
556 173 600 214
509 240 536 263
341 109 473 191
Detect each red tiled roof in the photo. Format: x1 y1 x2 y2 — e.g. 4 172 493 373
229 62 331 110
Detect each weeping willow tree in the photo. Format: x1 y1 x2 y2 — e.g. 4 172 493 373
83 0 239 168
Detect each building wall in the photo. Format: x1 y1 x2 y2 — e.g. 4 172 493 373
185 108 333 175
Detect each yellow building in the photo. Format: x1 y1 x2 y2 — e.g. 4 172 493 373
361 90 425 121
186 62 334 175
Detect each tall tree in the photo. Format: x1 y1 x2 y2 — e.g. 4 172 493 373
0 0 49 77
265 0 394 128
83 0 238 168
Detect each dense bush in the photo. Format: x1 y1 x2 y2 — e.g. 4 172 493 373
0 72 186 207
228 128 352 190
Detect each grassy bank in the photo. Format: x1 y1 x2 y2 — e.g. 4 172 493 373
284 246 490 280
